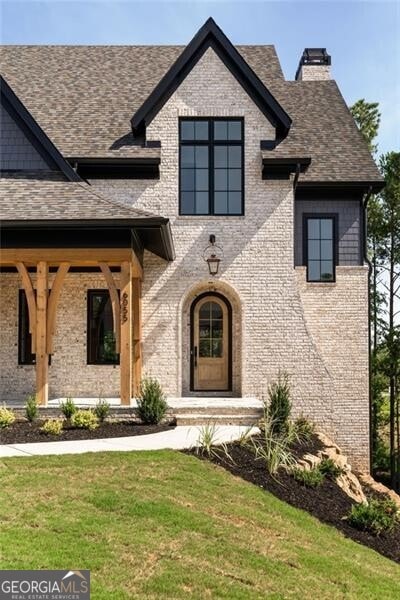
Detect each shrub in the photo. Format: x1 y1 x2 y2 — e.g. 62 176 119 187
41 418 63 436
195 423 233 461
347 499 399 536
60 397 77 419
137 377 167 424
71 409 99 430
293 416 315 443
267 372 291 436
318 458 345 479
252 415 297 475
25 394 38 423
94 399 110 422
0 405 16 429
293 467 325 488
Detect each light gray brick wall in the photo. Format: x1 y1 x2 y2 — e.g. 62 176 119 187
0 48 370 470
0 104 49 170
295 199 362 266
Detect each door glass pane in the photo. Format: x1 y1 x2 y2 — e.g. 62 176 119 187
199 319 210 337
199 339 211 357
199 302 211 318
212 339 223 357
212 321 223 338
211 302 222 318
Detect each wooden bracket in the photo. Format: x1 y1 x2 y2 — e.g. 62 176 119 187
16 262 37 352
47 262 70 354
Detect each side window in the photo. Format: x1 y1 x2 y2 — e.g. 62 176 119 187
179 118 244 215
18 290 35 365
87 290 119 365
304 216 336 282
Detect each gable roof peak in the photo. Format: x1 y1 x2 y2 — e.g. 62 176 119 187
130 18 291 139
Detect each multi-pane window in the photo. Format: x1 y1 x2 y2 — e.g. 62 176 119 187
199 301 223 358
179 118 244 215
87 290 119 364
305 216 336 282
18 290 35 365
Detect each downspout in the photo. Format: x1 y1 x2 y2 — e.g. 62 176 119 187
363 185 373 473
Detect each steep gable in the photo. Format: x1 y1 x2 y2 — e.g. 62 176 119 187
131 18 291 140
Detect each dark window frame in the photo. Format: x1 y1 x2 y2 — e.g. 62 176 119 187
179 117 245 216
18 289 35 365
87 289 120 366
303 213 338 283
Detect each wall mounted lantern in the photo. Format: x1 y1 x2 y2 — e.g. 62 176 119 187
203 234 223 276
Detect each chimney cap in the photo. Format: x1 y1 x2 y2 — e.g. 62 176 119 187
295 48 331 80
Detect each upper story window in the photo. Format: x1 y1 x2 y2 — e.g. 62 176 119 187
87 290 119 365
179 118 244 216
304 215 336 282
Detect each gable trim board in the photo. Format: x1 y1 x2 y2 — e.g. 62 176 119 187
131 17 291 139
0 75 81 181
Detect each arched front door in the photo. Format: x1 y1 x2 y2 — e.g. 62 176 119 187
190 293 232 392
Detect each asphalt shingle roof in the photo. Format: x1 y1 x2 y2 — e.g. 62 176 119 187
0 44 382 183
0 179 159 221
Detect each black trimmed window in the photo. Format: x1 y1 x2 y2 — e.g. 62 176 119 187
304 215 336 282
18 290 35 365
179 118 244 215
87 290 119 365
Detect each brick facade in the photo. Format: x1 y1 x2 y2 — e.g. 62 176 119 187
0 48 370 469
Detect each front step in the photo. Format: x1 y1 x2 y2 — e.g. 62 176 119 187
175 413 261 426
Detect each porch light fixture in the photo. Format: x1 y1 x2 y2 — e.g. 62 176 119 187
203 234 223 276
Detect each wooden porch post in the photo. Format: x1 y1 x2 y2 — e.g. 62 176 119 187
132 278 142 398
36 261 48 405
120 261 132 405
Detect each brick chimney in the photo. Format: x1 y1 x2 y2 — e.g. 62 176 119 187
295 48 331 81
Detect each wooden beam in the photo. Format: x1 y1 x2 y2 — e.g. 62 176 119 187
46 262 70 354
99 262 120 353
120 261 132 406
36 261 48 405
132 278 142 397
15 262 37 352
0 248 142 275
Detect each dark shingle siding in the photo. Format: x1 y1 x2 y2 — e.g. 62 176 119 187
294 199 362 266
0 103 48 170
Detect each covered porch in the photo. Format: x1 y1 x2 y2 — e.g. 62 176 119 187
0 179 175 407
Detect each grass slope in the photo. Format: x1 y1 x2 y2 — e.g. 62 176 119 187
0 451 399 600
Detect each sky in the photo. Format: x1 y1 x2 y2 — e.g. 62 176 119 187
0 0 399 155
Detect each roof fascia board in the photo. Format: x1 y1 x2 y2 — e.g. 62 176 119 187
131 18 291 138
1 75 81 182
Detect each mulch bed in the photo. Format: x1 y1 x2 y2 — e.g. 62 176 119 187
0 420 175 444
187 435 400 564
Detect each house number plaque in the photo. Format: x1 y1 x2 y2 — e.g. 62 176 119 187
121 292 128 323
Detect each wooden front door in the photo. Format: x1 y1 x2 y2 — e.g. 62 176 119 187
191 294 231 392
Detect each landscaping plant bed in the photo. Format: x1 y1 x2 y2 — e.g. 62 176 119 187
0 420 175 444
188 435 400 564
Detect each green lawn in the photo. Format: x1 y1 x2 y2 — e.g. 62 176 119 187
0 451 399 599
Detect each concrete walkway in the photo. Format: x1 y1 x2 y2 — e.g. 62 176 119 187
0 425 257 458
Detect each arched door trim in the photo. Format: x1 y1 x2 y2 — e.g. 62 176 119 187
190 291 232 392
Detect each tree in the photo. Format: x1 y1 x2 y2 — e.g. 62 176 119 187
350 99 381 155
377 152 400 490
